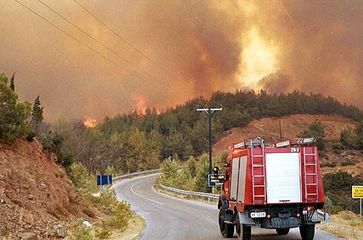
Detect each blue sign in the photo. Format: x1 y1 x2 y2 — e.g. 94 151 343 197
208 174 225 187
97 175 113 186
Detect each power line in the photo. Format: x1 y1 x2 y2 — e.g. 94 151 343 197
70 0 192 89
38 0 191 100
12 0 190 109
36 0 179 92
12 0 135 109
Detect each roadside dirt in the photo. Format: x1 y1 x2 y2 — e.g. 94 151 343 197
0 139 97 239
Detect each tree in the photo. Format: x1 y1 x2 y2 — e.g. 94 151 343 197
31 96 44 134
355 120 363 150
10 72 15 91
298 121 325 150
0 73 32 140
340 127 355 149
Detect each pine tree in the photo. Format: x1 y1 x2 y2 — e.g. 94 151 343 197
31 96 44 134
10 72 15 91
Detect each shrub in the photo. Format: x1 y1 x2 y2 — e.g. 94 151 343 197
70 219 95 240
68 162 98 195
340 159 357 166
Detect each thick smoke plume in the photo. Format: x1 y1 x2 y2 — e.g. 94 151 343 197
0 0 362 120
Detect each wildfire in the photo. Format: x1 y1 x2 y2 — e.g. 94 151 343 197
239 27 279 89
132 94 148 115
83 116 97 128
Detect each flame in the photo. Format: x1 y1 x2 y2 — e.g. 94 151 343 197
238 27 279 89
132 94 148 115
83 116 97 128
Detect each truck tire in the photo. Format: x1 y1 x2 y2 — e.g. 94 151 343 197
240 225 251 240
276 228 290 235
219 207 234 238
299 224 315 240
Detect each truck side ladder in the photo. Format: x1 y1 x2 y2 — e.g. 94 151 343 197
303 147 319 203
251 141 266 205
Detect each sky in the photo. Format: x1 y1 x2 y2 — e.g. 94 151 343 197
1 0 362 121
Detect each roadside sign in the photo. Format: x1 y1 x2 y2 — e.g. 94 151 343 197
208 174 225 187
352 186 363 199
97 175 113 186
352 186 363 217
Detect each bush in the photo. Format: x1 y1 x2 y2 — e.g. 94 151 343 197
298 121 325 151
92 188 132 233
340 159 357 166
321 162 337 168
70 219 95 240
68 162 98 195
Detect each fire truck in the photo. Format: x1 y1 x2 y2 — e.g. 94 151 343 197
217 137 325 240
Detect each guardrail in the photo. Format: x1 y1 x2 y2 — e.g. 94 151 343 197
113 169 161 182
159 183 219 202
317 209 329 222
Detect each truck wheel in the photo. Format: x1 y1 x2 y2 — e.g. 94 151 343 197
219 207 234 238
240 225 251 240
299 224 315 240
276 228 290 235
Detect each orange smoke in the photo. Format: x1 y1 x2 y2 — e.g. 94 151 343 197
83 116 97 128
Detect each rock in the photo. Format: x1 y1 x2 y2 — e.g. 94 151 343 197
53 224 67 238
20 232 38 240
28 194 34 200
83 221 92 228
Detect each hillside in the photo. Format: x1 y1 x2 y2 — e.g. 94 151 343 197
0 139 96 239
214 114 363 177
214 114 356 153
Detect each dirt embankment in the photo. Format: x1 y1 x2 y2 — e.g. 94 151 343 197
214 114 356 154
0 139 97 239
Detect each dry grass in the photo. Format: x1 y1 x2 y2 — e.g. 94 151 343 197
109 214 145 240
319 211 363 240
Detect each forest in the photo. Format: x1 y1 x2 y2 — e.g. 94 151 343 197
43 89 363 174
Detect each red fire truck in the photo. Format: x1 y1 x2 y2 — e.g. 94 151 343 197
218 137 325 240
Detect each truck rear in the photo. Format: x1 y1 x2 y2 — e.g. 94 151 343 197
218 138 325 240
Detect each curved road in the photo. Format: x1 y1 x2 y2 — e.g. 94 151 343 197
113 174 339 240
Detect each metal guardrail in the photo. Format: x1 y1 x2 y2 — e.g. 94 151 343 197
317 209 329 222
159 183 219 201
113 169 161 182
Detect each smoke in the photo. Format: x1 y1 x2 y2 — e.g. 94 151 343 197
0 0 362 121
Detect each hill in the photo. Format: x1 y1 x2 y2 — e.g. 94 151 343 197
213 113 363 177
214 114 356 153
0 139 96 239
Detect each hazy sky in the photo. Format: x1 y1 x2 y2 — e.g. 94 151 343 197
1 0 362 121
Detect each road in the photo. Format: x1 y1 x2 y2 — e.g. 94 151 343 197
113 174 339 240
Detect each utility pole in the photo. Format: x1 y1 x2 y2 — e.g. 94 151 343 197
197 107 222 174
279 119 283 141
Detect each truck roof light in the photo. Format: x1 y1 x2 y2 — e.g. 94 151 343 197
276 140 290 148
234 141 246 149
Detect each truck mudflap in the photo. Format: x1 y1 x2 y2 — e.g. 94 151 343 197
260 217 299 229
238 212 255 226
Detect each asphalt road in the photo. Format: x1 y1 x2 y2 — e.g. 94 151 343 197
113 174 339 240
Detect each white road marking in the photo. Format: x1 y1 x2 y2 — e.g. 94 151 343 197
131 183 164 206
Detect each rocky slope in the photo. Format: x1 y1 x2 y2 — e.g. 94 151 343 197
0 139 96 239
